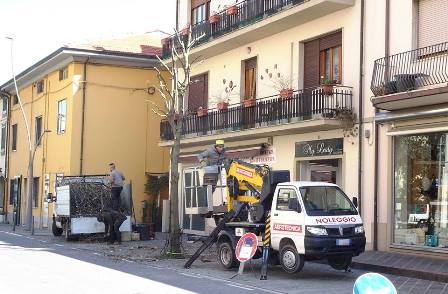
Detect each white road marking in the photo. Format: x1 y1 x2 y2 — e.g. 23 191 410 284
180 273 203 279
227 283 254 291
54 244 64 247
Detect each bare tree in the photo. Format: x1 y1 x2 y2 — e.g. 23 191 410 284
150 28 202 255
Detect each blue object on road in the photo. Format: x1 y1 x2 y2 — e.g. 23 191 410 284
353 273 397 294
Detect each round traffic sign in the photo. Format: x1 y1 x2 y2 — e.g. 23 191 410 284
353 273 397 294
235 232 258 262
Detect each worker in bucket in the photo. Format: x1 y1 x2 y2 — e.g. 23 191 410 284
97 209 127 245
198 140 228 192
197 139 227 167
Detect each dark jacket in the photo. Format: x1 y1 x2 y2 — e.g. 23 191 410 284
197 145 227 166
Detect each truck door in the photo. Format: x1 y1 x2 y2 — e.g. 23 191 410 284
270 187 305 253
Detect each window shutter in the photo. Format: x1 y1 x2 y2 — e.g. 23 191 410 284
418 0 448 48
319 31 342 51
188 73 208 111
304 39 320 89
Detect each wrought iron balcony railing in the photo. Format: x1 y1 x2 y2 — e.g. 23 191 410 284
160 86 352 141
371 42 448 96
162 0 308 58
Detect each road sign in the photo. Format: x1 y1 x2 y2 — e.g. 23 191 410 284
353 273 397 294
235 232 258 262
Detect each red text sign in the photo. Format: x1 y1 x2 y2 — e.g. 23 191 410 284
273 223 302 233
236 167 253 178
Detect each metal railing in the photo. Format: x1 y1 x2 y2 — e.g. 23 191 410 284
371 42 448 96
160 86 352 140
162 0 308 58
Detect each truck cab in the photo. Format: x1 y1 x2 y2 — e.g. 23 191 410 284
269 181 365 273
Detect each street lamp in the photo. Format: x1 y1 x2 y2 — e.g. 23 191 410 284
29 129 51 235
5 37 34 232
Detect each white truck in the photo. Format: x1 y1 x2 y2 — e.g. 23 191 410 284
185 160 365 276
217 181 365 273
51 175 131 240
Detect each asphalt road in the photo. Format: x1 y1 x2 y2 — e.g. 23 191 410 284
1 228 447 294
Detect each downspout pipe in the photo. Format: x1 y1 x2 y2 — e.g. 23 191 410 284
373 0 390 251
79 57 89 175
176 0 179 31
357 0 365 216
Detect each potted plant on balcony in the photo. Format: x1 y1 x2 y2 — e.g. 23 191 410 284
226 1 239 15
180 24 190 36
260 65 295 99
321 77 336 95
209 5 222 24
197 106 208 117
243 98 256 107
217 79 237 110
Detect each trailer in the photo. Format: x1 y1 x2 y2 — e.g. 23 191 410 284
51 175 132 240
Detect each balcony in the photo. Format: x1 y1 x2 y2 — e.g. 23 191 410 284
160 86 352 144
371 42 448 111
162 0 354 59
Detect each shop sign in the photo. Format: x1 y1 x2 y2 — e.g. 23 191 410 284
240 147 276 165
295 139 343 158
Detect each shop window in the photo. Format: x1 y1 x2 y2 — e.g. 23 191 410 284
394 133 448 248
276 188 298 211
320 45 342 84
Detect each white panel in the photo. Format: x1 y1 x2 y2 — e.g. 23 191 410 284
55 186 70 216
71 216 131 234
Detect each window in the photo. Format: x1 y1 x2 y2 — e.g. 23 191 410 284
35 116 42 146
36 80 44 94
191 0 210 25
417 0 448 49
33 177 39 208
320 45 342 83
2 98 7 114
276 188 298 211
12 95 18 105
11 124 17 151
299 186 356 216
9 178 20 206
244 57 257 100
394 133 448 248
1 124 6 154
57 99 67 134
183 168 206 231
59 67 68 81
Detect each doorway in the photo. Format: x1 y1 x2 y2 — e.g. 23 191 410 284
297 159 341 186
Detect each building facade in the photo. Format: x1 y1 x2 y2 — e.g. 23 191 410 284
367 0 448 255
0 35 170 228
161 0 375 244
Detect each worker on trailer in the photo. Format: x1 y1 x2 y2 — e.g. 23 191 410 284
97 209 126 245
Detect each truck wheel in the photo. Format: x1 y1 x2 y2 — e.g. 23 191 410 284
218 241 239 269
52 221 63 236
280 244 304 274
328 256 352 270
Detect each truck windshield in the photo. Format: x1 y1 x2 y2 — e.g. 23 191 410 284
299 186 357 216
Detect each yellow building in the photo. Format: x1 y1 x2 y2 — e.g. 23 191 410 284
0 33 169 229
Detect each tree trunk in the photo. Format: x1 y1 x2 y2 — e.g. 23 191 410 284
168 119 183 254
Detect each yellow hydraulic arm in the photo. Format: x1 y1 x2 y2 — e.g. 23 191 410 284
225 159 271 212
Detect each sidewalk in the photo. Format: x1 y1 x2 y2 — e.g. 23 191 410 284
353 250 448 283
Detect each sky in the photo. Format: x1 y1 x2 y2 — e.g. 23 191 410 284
0 0 176 85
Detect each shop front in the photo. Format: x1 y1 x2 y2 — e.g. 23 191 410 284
393 131 448 250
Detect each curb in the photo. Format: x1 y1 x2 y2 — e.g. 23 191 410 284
351 261 448 283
